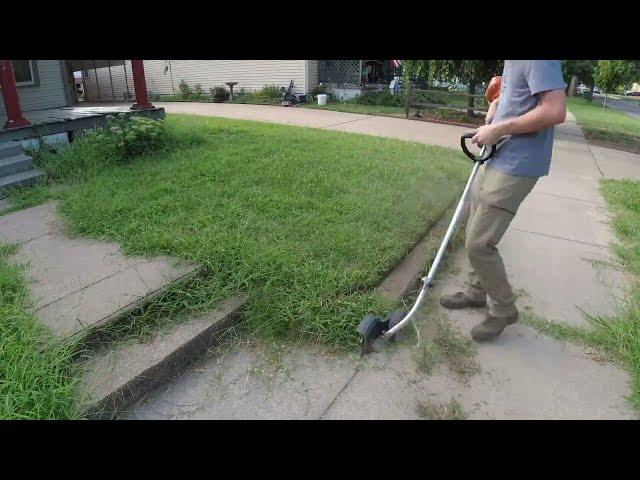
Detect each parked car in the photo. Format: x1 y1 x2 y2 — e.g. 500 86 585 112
625 90 640 96
593 87 601 94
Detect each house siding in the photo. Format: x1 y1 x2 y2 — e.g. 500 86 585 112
307 60 319 93
0 60 69 122
84 60 314 101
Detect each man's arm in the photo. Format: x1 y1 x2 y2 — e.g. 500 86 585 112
472 89 567 145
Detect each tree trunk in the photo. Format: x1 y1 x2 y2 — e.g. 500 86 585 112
568 75 578 97
467 80 476 116
603 93 607 109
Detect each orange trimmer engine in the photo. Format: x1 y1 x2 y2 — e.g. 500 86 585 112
486 76 502 102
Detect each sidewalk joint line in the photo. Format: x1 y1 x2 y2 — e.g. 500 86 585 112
531 190 602 205
319 366 361 420
319 116 374 129
511 228 608 248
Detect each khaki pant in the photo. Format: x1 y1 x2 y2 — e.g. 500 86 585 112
461 165 538 317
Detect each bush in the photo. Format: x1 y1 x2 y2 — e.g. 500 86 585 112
257 85 283 100
351 90 404 107
103 116 167 157
311 83 329 96
193 84 204 100
210 86 230 103
178 80 192 99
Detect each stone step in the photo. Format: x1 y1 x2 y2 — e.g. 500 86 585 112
0 154 34 178
78 294 248 419
0 141 24 160
0 169 45 194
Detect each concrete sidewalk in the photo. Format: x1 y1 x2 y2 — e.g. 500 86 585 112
125 103 637 419
0 202 199 341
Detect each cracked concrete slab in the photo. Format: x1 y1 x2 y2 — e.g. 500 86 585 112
124 344 357 420
0 201 199 340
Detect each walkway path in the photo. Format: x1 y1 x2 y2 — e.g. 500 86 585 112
122 103 639 418
0 201 198 341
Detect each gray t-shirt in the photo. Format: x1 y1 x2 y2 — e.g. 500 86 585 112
490 60 566 177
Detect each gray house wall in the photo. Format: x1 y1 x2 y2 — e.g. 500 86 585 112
84 60 320 101
0 60 69 124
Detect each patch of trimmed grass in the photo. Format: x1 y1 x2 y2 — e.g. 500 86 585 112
16 114 468 350
0 243 81 419
521 178 640 410
415 312 479 378
567 97 640 154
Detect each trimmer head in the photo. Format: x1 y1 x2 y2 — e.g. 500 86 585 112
356 309 407 356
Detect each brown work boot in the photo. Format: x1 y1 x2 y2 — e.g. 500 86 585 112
439 291 486 310
471 311 519 341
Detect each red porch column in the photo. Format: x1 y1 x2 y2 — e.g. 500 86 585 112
0 60 31 129
130 59 154 110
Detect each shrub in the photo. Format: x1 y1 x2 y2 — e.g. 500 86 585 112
193 84 204 100
257 85 283 101
210 86 230 103
311 83 329 96
178 80 192 99
103 116 167 157
351 90 404 107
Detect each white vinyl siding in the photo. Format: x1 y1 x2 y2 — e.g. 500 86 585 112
0 60 68 122
84 60 314 101
306 60 319 93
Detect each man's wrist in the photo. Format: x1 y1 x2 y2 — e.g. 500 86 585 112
492 119 513 137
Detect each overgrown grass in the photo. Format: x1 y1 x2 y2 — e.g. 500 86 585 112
10 114 468 350
567 97 640 154
0 243 81 419
522 178 640 410
416 397 466 420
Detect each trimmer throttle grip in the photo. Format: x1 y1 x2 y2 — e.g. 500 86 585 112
460 133 495 164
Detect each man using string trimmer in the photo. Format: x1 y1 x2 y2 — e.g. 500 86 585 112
439 60 567 341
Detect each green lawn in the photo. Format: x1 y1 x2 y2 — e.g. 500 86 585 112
302 103 484 126
10 114 469 349
567 97 640 154
302 103 406 117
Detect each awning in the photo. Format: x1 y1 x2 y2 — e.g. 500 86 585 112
67 60 126 71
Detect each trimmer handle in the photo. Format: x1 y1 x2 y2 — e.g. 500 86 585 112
460 133 509 164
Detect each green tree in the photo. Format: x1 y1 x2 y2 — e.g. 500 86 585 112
562 60 596 94
594 60 635 108
403 60 503 115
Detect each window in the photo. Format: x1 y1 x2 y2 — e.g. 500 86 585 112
12 60 36 86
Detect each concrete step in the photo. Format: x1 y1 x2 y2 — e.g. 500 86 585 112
0 141 24 160
78 294 248 419
0 154 34 177
0 169 45 194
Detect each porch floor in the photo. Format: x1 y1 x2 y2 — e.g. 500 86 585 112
0 104 165 142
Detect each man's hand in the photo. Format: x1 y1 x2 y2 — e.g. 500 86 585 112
471 124 503 146
485 99 499 125
476 90 566 143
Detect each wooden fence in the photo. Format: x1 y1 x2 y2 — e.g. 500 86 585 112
403 84 489 119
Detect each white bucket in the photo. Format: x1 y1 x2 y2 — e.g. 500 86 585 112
317 94 327 105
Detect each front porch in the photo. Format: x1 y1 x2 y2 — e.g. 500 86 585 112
0 59 163 142
0 104 165 143
318 60 398 100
